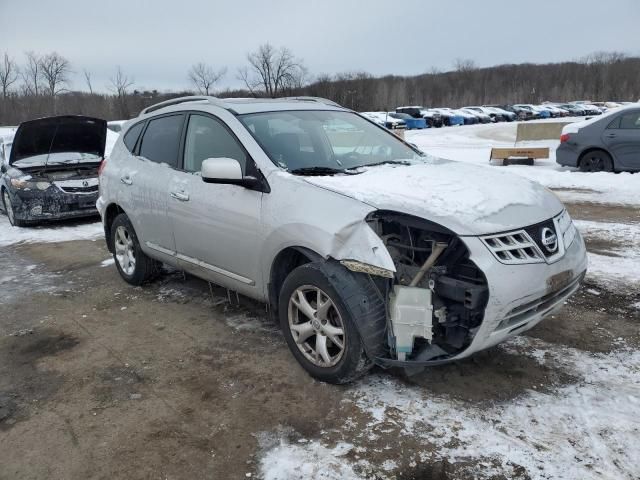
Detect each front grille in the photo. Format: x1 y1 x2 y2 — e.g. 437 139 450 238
59 185 99 194
481 230 544 264
524 219 558 258
481 210 577 265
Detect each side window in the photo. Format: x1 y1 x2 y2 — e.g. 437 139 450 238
139 115 184 168
607 116 621 129
619 112 640 129
183 114 247 173
123 122 144 153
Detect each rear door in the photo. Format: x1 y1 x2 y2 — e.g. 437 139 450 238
168 113 263 293
133 113 186 257
602 110 640 170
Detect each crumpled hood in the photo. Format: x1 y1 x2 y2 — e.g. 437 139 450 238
303 158 564 236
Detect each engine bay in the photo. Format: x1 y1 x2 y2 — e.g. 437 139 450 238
367 211 489 362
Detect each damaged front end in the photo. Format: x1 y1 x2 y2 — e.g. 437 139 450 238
6 166 100 222
365 211 489 366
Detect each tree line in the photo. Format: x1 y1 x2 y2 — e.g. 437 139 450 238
0 47 638 125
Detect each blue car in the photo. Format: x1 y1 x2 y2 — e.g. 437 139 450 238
430 108 465 126
387 112 427 129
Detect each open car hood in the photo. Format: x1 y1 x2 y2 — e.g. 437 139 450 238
9 115 107 168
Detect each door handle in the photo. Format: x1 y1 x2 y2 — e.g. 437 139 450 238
120 176 133 185
605 133 617 138
170 191 190 201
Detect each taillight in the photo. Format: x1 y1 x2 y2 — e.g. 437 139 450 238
560 133 570 143
98 158 107 176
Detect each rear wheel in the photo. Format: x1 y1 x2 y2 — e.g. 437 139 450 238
278 262 386 384
579 150 613 172
2 189 27 227
111 213 159 285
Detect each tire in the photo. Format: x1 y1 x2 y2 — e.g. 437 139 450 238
579 150 613 172
2 189 28 227
110 213 159 285
278 261 387 384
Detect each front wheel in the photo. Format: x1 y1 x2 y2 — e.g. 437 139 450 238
278 262 386 384
111 213 159 285
2 189 27 227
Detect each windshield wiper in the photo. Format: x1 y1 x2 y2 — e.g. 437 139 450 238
359 160 413 168
289 166 359 176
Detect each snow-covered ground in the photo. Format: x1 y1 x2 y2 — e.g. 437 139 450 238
406 120 640 206
0 215 102 247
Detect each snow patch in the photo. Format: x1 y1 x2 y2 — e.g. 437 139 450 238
0 216 103 247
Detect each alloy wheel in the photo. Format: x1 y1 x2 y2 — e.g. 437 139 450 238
114 225 136 276
287 285 346 367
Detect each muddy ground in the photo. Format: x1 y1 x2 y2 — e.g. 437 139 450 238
0 201 638 480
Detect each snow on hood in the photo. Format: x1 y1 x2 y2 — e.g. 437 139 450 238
303 158 564 235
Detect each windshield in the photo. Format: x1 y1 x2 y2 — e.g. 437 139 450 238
238 110 423 172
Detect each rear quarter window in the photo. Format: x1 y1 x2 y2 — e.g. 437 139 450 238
138 115 185 168
123 122 144 152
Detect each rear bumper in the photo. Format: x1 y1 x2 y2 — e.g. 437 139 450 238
556 143 580 167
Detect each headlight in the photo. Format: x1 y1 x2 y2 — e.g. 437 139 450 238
10 178 50 190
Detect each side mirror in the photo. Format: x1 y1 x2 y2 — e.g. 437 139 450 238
201 157 263 190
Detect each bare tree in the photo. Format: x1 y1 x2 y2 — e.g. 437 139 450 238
83 69 93 94
453 58 477 73
0 52 19 98
22 51 41 95
188 62 226 95
39 52 71 97
238 43 306 97
108 66 134 117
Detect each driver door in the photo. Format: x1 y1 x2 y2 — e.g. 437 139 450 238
168 113 264 295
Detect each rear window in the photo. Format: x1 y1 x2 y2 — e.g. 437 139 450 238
123 122 144 153
139 115 184 168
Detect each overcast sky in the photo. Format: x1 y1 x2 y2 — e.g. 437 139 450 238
1 0 639 93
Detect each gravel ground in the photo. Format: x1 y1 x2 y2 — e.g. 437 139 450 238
0 198 638 479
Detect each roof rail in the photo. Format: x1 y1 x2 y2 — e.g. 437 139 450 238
140 96 227 115
283 96 342 107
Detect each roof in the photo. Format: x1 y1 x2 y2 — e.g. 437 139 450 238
139 96 345 117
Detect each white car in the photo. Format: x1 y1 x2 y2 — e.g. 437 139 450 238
361 111 406 130
97 96 587 383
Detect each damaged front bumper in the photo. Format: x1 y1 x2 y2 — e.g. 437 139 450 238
375 228 588 368
8 185 99 223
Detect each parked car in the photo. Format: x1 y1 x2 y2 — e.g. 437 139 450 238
98 95 587 384
396 106 443 128
541 104 570 117
1 115 106 227
483 106 517 122
558 104 587 116
514 104 549 119
490 105 533 121
361 112 406 131
429 108 465 126
449 108 479 125
557 104 640 172
535 105 560 118
387 112 427 130
460 107 496 123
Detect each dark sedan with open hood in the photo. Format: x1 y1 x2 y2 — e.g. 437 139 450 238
1 115 106 227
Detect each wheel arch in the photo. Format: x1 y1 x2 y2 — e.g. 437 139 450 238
103 203 126 253
577 146 615 169
268 246 323 318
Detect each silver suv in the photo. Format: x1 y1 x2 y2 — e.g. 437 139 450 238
98 96 587 384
